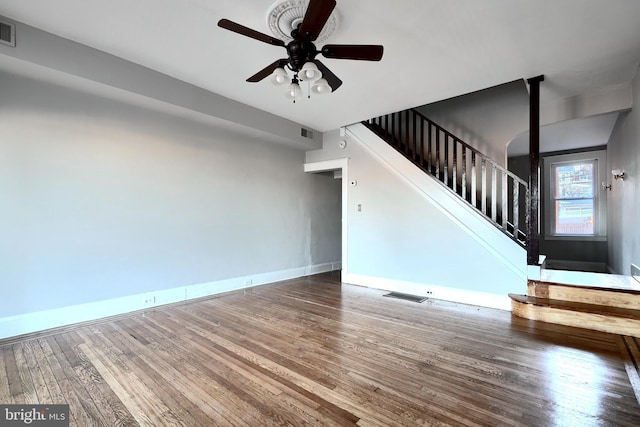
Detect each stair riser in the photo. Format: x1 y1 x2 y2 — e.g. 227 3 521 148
512 300 640 338
529 281 640 309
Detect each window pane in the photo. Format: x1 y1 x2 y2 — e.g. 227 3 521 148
555 199 594 234
555 163 594 199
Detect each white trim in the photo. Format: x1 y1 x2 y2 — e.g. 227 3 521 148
344 273 512 311
543 149 607 239
304 158 349 278
0 263 339 340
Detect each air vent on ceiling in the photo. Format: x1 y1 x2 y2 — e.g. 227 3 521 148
0 19 16 47
301 128 314 139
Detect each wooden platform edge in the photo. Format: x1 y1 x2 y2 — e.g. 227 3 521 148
529 280 640 296
509 294 640 338
528 281 640 310
509 294 640 319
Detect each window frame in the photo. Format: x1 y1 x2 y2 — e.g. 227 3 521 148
543 150 607 241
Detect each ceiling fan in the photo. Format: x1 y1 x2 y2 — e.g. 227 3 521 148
218 0 384 99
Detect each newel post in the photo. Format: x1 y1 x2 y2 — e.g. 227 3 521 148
526 75 544 265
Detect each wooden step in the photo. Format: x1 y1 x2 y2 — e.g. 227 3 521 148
509 293 640 338
529 280 640 309
529 270 640 309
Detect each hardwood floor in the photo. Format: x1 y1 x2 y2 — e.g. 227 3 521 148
2 271 640 426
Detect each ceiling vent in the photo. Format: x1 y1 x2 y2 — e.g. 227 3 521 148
0 19 16 47
301 128 314 139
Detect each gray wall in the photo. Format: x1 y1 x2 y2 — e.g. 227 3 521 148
0 70 341 318
417 80 529 167
607 66 640 275
0 16 322 150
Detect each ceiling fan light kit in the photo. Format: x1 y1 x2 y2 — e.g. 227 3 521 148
218 0 383 103
286 78 304 100
311 78 332 94
298 61 322 82
277 61 329 102
270 67 289 85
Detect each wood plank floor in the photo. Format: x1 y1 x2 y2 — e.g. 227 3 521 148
2 271 640 426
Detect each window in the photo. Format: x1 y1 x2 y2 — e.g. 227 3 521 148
553 161 595 235
544 150 606 240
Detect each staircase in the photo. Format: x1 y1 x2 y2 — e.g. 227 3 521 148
363 109 528 247
362 107 640 339
509 270 640 338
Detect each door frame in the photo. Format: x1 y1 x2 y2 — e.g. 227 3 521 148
304 158 349 279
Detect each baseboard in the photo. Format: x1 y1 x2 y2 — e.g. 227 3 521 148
344 273 511 311
0 262 340 340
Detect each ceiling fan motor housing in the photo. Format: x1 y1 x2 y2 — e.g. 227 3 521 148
286 34 318 72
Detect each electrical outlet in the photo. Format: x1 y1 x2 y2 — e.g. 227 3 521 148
245 279 253 286
143 296 155 305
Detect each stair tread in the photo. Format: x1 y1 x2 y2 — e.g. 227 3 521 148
509 293 640 319
532 281 640 295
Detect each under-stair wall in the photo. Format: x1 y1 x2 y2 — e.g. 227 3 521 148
364 109 528 247
305 125 527 311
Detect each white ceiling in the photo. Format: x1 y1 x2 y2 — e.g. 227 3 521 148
1 0 640 132
508 112 621 156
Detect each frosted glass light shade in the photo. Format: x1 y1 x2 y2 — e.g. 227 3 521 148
270 67 289 85
311 78 332 94
286 81 303 99
298 62 322 82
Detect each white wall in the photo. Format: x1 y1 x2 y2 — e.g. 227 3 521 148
607 65 640 275
307 127 527 310
0 70 341 326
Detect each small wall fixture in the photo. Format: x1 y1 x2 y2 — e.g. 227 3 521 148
612 169 626 180
602 181 612 191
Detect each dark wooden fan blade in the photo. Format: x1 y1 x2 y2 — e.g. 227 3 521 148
218 19 285 47
313 60 342 91
298 0 336 41
247 59 288 83
321 44 384 61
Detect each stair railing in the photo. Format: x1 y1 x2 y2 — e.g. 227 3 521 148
363 108 528 247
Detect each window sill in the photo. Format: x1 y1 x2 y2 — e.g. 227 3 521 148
544 235 607 242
